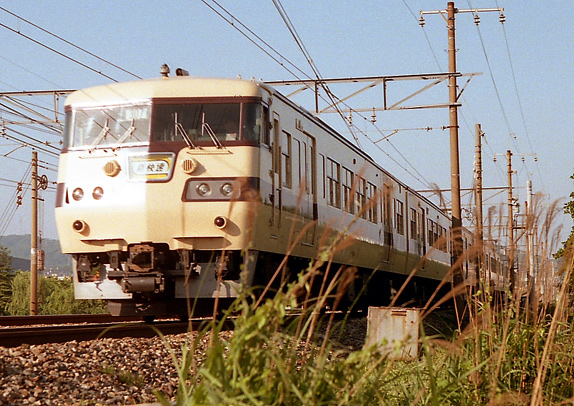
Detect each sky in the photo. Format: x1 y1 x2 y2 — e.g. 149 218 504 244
0 1 572 254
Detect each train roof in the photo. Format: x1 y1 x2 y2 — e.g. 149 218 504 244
65 74 450 218
65 76 267 107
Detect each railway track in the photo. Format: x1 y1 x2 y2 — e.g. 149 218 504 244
0 314 231 348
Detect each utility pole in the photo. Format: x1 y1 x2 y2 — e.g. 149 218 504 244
526 180 537 310
30 150 38 315
506 150 515 294
474 124 483 286
419 1 505 278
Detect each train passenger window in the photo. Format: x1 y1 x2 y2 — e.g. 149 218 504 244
282 132 292 188
395 199 404 235
320 154 326 199
367 182 377 223
342 167 354 213
355 177 366 219
383 184 393 228
326 158 341 209
410 208 418 240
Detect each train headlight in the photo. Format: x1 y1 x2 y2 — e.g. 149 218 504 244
72 220 88 233
196 183 211 197
220 183 234 198
92 187 104 200
72 188 84 201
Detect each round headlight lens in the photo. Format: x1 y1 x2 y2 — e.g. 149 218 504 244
72 188 84 201
92 187 104 200
196 183 211 197
220 183 234 197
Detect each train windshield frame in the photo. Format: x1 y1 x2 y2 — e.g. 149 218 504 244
64 102 152 150
64 98 263 150
151 99 261 144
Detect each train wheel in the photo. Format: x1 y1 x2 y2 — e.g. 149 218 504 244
142 315 156 324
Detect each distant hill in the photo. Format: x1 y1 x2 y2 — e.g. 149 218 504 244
0 234 72 276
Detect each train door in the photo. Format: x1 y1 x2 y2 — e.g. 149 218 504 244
270 113 282 237
300 132 317 246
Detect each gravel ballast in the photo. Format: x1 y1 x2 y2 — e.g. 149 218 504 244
0 331 233 405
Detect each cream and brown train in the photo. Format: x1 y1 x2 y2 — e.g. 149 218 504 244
55 67 505 318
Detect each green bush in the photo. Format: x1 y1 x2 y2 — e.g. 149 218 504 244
4 271 107 315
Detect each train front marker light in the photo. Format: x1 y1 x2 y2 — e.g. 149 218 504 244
214 216 227 229
72 188 84 201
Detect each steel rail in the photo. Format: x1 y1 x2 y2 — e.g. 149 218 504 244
0 314 145 326
0 318 233 348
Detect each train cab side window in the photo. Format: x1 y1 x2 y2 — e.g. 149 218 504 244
242 103 263 142
326 158 341 209
262 106 270 146
395 199 404 235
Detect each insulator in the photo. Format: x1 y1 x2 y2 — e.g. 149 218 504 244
371 108 376 123
474 13 480 25
499 13 506 24
16 196 22 206
419 16 425 27
17 182 22 192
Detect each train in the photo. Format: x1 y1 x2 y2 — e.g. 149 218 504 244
55 65 506 318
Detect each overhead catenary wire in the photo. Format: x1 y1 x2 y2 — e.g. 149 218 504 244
271 0 363 149
200 1 440 191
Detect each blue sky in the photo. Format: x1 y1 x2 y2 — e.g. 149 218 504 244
0 1 572 251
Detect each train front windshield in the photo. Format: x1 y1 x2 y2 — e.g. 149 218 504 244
64 101 262 149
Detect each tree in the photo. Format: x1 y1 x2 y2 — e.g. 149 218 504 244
0 246 13 314
555 174 574 260
0 245 11 272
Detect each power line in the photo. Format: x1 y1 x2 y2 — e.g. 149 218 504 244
199 0 312 81
0 6 142 80
271 0 362 149
0 21 119 83
0 163 31 237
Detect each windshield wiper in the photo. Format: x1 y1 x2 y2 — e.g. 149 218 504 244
175 113 196 149
91 119 111 148
201 113 224 149
117 119 137 144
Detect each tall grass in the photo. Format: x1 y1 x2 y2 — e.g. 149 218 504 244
152 193 573 405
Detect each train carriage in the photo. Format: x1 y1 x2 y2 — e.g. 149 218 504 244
56 67 502 318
